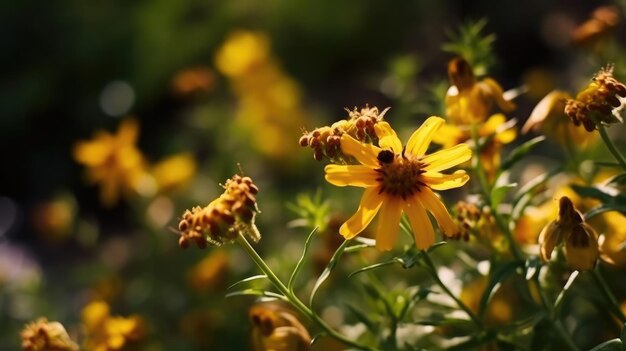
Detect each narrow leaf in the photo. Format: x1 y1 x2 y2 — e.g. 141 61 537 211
501 136 545 170
227 275 267 290
349 259 401 278
588 338 622 351
288 227 318 291
491 183 518 208
225 289 285 300
478 261 523 317
309 239 350 306
554 270 580 310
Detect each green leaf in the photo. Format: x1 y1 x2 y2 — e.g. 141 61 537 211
309 239 350 306
478 261 524 317
288 227 318 292
554 270 580 311
491 183 518 208
621 323 626 344
501 136 546 170
607 173 626 186
572 184 626 219
589 338 622 351
349 259 401 278
227 275 267 290
345 304 378 331
447 332 496 351
225 289 285 300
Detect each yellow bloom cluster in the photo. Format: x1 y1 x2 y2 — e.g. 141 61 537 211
81 301 145 351
249 302 311 351
215 30 309 159
564 66 626 131
177 174 260 248
21 318 79 351
74 119 197 206
299 105 391 162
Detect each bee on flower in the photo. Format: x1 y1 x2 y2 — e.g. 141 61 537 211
323 114 471 251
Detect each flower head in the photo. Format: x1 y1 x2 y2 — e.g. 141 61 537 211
73 119 153 206
177 174 260 248
564 66 626 132
299 105 391 162
445 57 515 124
81 301 146 351
249 302 311 351
325 117 471 251
538 196 599 270
21 318 79 351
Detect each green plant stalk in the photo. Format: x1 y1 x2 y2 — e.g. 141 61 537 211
598 125 626 170
421 250 482 326
236 233 377 351
591 268 626 323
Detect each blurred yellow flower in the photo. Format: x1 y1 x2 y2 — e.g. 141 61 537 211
82 300 146 351
73 119 153 207
187 250 229 293
32 194 76 242
215 30 309 160
445 57 515 124
433 113 515 180
151 153 196 193
523 90 596 146
325 117 471 251
21 318 79 351
539 196 599 270
249 302 311 351
460 276 513 326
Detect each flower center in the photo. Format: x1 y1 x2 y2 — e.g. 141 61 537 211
375 150 426 199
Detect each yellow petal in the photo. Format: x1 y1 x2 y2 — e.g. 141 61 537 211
375 196 403 251
423 144 472 172
339 188 383 239
374 122 403 154
480 114 516 144
421 170 469 190
480 78 515 112
117 119 139 146
538 221 560 262
340 134 381 168
564 223 599 271
431 123 468 149
324 165 379 187
418 187 457 236
404 195 435 249
406 116 445 156
521 90 571 134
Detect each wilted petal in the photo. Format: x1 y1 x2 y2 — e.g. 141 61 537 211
538 220 560 262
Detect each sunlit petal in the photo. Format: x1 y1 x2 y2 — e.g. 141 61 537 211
340 134 381 168
538 221 560 262
480 78 515 112
404 195 435 249
374 122 402 154
324 165 379 187
418 187 457 237
375 196 403 251
339 188 383 239
422 144 472 172
421 170 469 190
406 116 445 156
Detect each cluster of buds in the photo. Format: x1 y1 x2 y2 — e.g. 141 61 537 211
178 174 260 248
249 302 311 351
299 105 390 162
452 201 496 241
565 66 626 131
21 318 79 351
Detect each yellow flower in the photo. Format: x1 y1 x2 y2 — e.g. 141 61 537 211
445 57 515 124
249 302 311 351
82 300 146 351
151 153 196 193
538 196 599 270
460 276 514 326
215 31 270 78
325 117 472 251
433 113 515 180
21 318 79 351
523 90 596 146
187 250 229 293
73 119 153 206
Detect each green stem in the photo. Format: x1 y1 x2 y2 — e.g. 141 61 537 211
591 267 626 323
598 125 626 171
421 250 483 327
236 233 377 351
